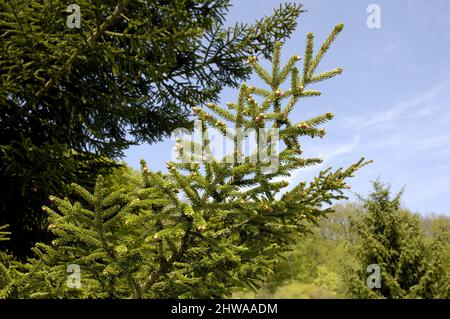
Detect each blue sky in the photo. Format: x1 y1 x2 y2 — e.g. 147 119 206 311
125 0 450 216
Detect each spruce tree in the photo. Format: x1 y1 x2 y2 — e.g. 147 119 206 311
0 27 369 298
343 181 450 299
0 0 304 257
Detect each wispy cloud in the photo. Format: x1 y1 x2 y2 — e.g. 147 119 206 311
316 135 361 159
341 78 450 130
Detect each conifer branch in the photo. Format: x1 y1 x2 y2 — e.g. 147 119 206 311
23 0 130 112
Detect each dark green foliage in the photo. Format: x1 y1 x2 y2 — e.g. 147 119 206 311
0 33 369 298
343 181 450 299
0 0 304 257
0 141 117 258
1 0 303 149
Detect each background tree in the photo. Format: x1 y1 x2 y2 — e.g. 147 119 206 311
0 0 304 257
0 29 369 298
342 181 450 299
237 203 359 299
318 203 362 243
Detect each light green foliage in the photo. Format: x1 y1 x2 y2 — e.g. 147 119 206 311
234 210 353 299
0 28 369 298
0 225 10 243
0 225 18 298
104 164 142 193
0 0 304 257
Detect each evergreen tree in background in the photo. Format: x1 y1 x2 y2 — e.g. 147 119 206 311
0 27 369 298
343 181 450 299
233 202 449 299
0 0 304 257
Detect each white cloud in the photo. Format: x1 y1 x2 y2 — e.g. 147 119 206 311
342 78 450 130
316 135 361 160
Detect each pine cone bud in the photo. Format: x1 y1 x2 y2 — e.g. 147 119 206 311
319 128 326 138
192 106 201 114
246 56 257 64
190 162 199 170
325 112 334 119
275 89 284 98
297 123 309 130
166 161 174 170
206 102 214 108
255 113 266 122
294 55 301 61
